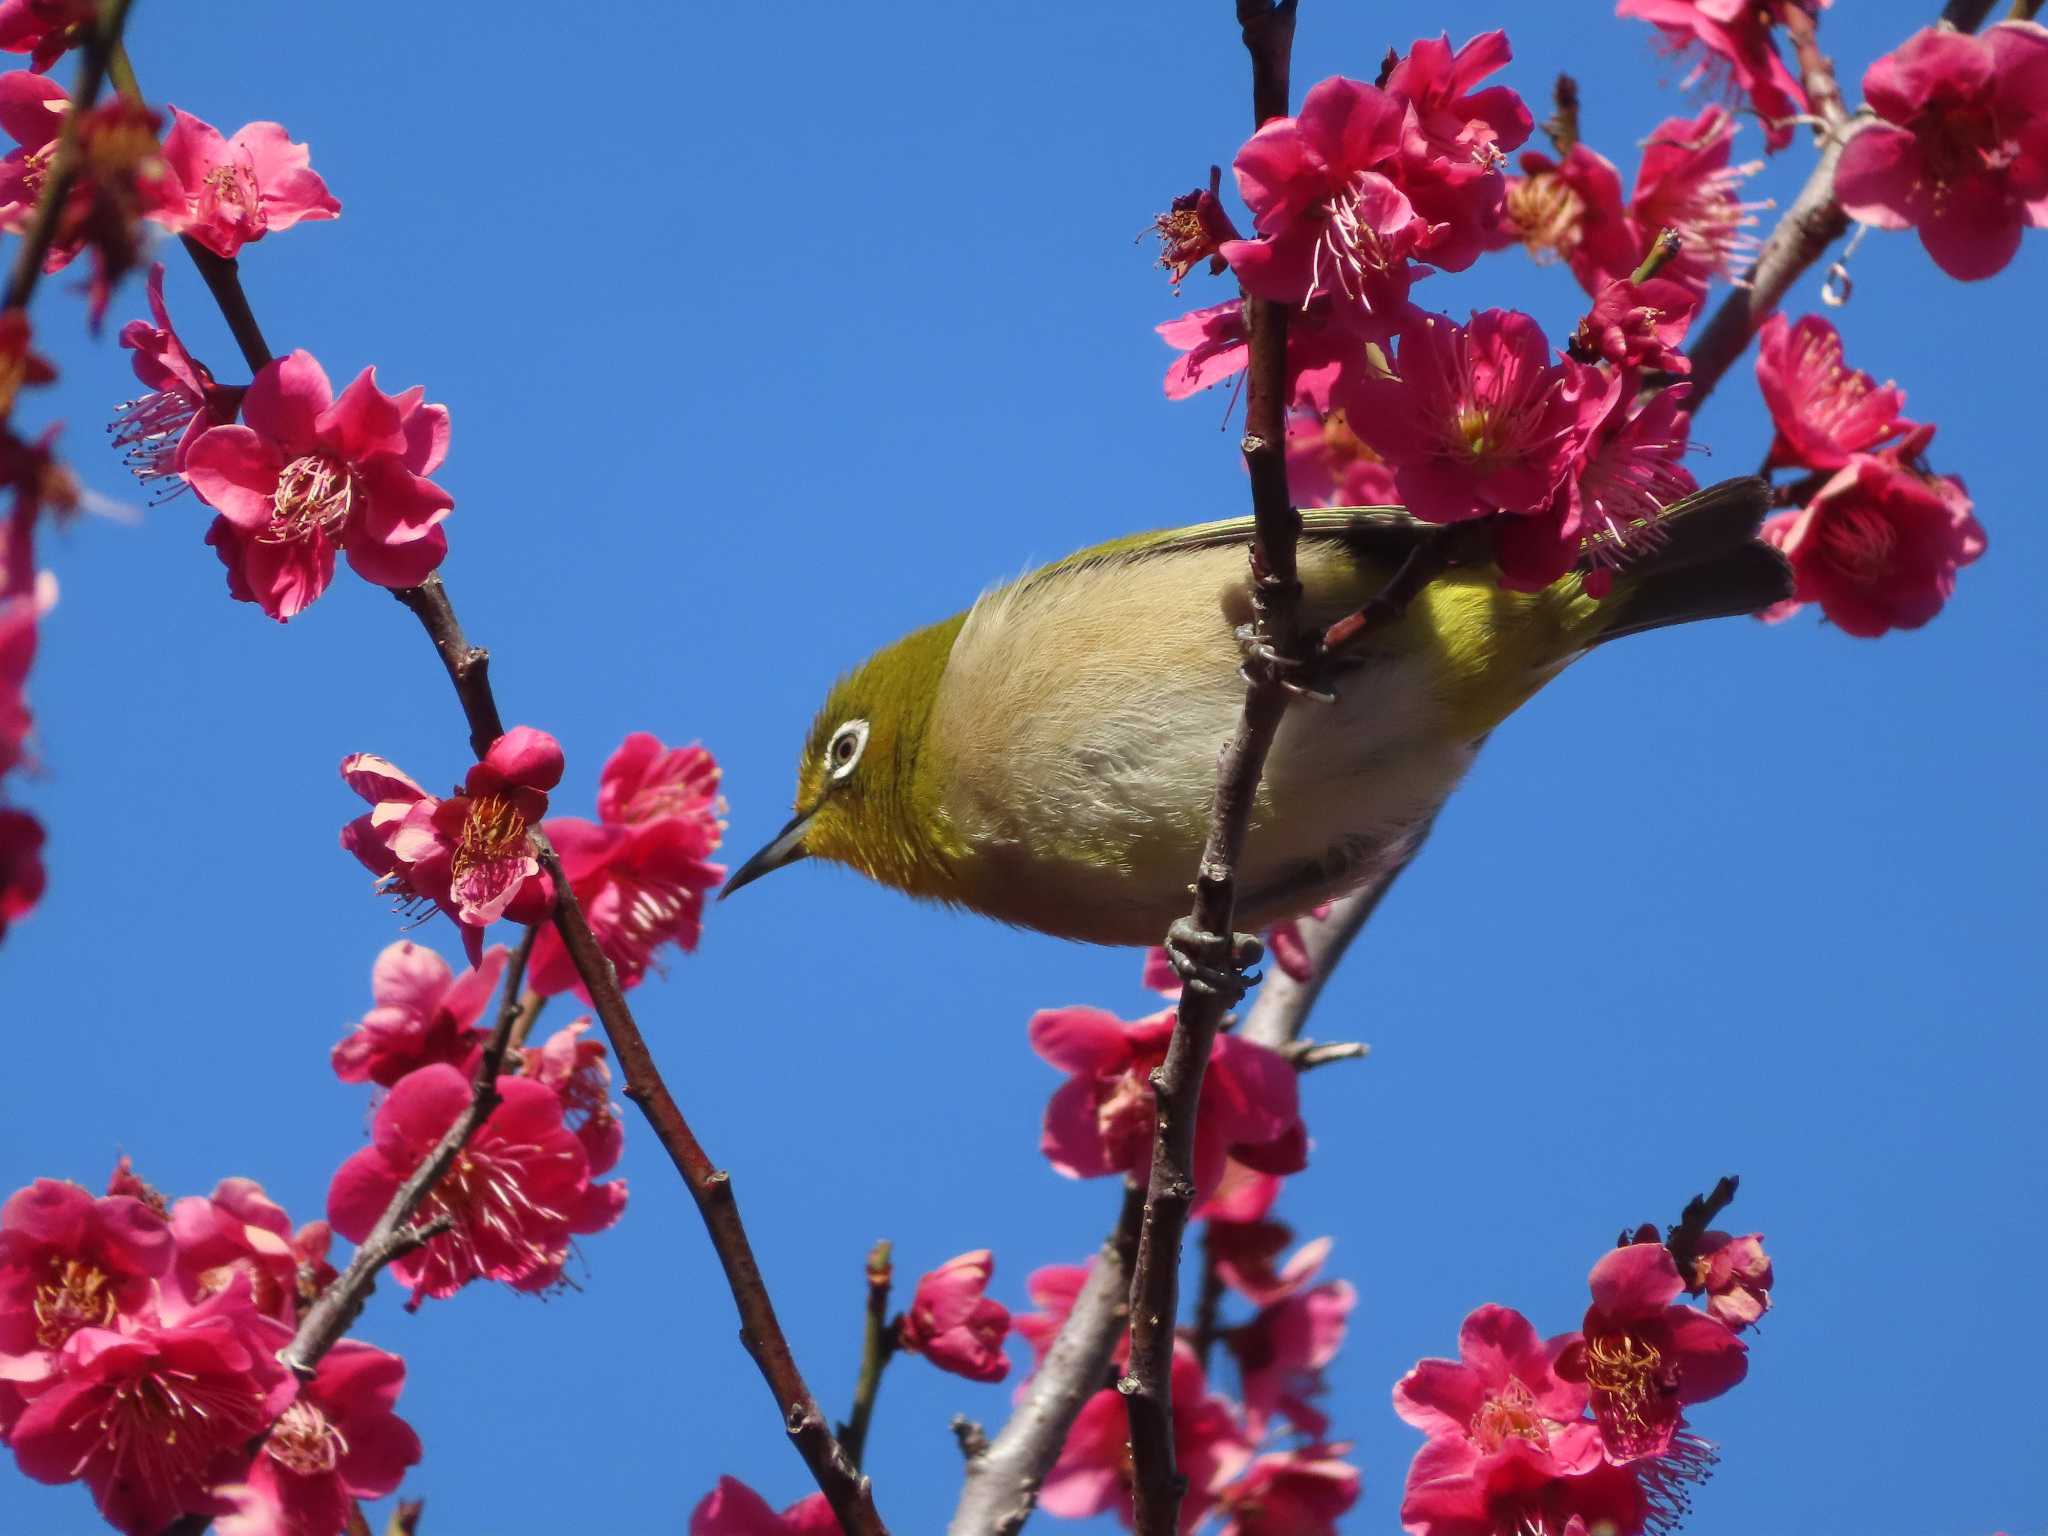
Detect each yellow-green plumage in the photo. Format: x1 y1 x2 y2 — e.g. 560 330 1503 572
757 481 1789 945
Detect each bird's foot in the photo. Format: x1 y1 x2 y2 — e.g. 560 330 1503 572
1233 623 1336 704
1165 917 1263 1003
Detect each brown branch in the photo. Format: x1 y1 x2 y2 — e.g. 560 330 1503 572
1122 9 1304 1531
838 1239 896 1471
948 1184 1144 1536
1542 74 1579 155
1940 0 1999 27
0 0 135 314
1663 1174 1740 1282
1190 1225 1228 1371
177 236 273 372
1280 1038 1371 1070
389 577 507 760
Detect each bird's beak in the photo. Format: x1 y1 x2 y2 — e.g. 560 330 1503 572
718 807 816 900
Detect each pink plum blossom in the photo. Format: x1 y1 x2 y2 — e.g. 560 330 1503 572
1042 1343 1252 1532
1755 312 1911 470
1286 411 1400 509
1013 1261 1104 1374
1211 1225 1331 1309
1689 1232 1773 1330
1628 107 1764 292
1384 32 1534 174
1834 21 2048 280
167 1179 309 1325
1759 443 1984 636
1214 1446 1362 1536
151 108 340 260
0 1178 171 1392
340 729 562 963
1616 0 1811 152
1394 1304 1590 1453
0 0 92 71
1556 1243 1747 1463
1029 1003 1305 1197
111 263 246 496
1496 380 1695 596
1339 309 1601 524
1570 275 1698 374
331 940 510 1088
184 351 452 620
1230 1272 1354 1439
1151 165 1241 287
0 805 40 939
1217 75 1439 331
1192 1156 1285 1224
1156 295 1356 411
898 1249 1012 1383
326 1063 622 1303
688 1477 839 1536
213 1340 421 1536
1400 1429 1648 1536
8 1295 295 1536
530 732 725 1000
1502 143 1637 293
517 1019 627 1183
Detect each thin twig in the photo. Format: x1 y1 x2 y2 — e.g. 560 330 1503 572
178 236 273 372
0 0 136 314
1542 73 1579 155
1190 1226 1228 1371
948 1184 1144 1536
1123 8 1303 1531
839 1239 896 1471
1940 0 1999 28
1280 1038 1371 1070
950 1417 990 1461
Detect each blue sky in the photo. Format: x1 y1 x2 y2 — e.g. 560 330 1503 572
4 2 2043 1533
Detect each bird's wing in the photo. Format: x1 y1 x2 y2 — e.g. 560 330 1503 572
1039 507 1434 580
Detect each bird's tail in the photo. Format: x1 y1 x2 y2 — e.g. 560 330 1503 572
1592 476 1792 644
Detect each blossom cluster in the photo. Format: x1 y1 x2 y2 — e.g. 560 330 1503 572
1396 1229 1773 1536
1159 11 2011 632
0 1168 418 1536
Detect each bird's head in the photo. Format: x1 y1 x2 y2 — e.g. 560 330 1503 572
721 613 967 903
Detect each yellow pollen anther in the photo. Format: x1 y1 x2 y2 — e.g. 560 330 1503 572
1585 1331 1666 1451
452 794 528 877
32 1257 118 1348
265 453 354 544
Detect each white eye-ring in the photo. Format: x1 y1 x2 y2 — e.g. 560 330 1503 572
826 719 870 781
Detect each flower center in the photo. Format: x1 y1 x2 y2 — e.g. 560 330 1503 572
1506 174 1584 260
1311 172 1404 308
265 453 354 544
1818 503 1898 583
451 793 528 880
1096 1071 1158 1166
1469 1377 1549 1452
33 1257 117 1348
265 1400 347 1477
100 1365 265 1507
201 160 268 231
1583 1330 1671 1460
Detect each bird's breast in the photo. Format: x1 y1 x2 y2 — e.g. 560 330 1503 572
921 542 1476 945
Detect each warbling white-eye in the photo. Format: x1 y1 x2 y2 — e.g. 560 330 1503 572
721 478 1790 946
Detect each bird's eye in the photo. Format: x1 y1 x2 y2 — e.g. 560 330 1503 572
826 719 869 781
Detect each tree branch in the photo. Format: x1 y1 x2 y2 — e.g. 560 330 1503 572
1941 0 1999 28
1779 3 1847 136
838 1239 896 1471
949 1184 1144 1536
0 0 136 315
389 577 506 760
177 236 273 373
1123 8 1304 1530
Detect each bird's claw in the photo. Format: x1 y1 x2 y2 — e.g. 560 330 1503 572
1234 624 1337 704
1166 918 1263 1003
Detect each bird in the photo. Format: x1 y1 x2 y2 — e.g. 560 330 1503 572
720 478 1791 948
